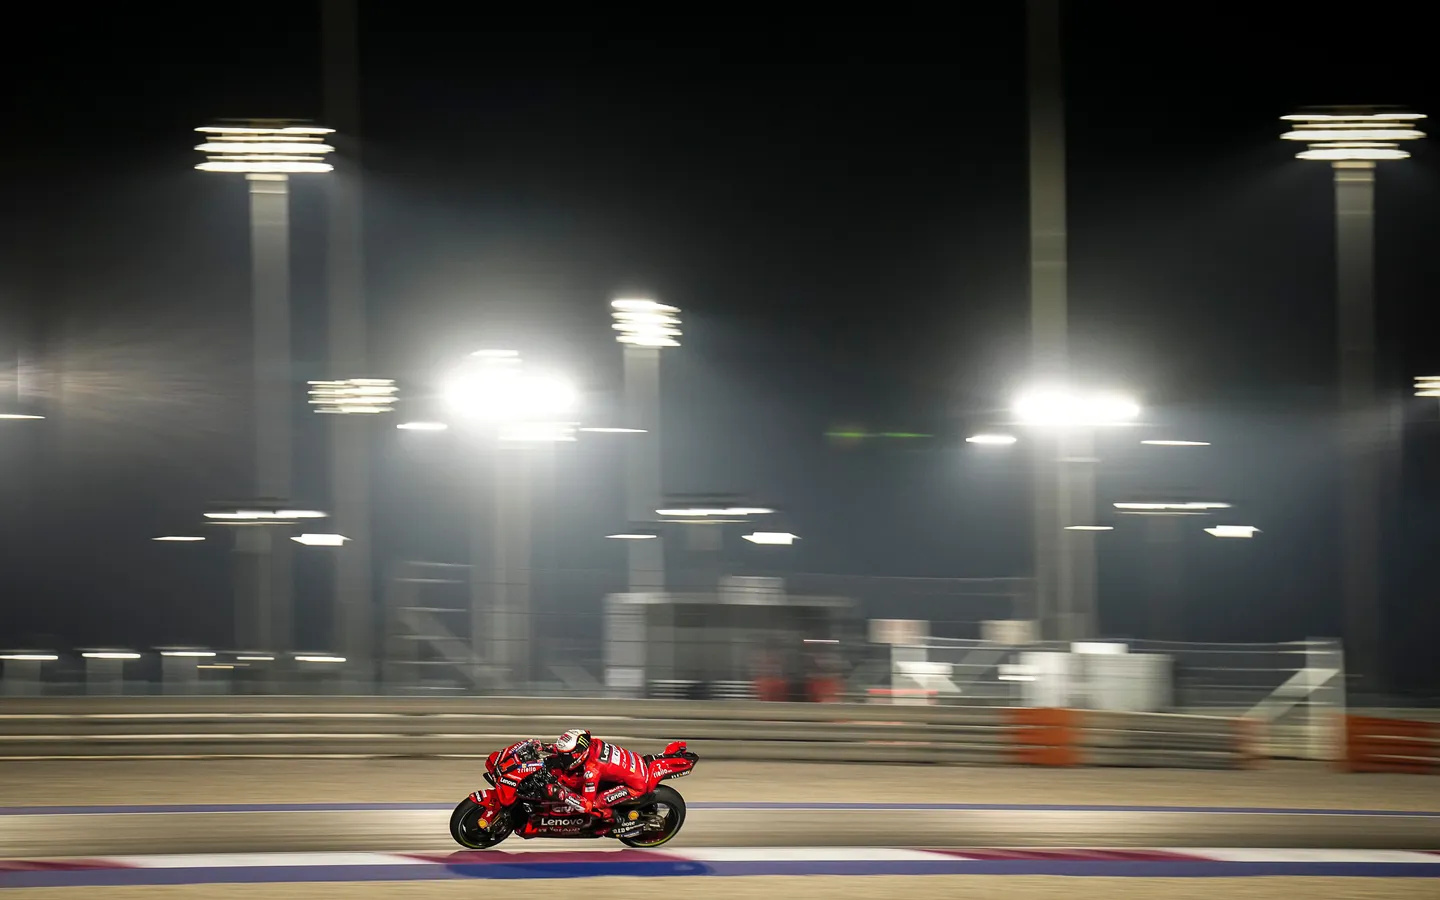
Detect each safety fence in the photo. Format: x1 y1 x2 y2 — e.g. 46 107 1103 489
0 697 1259 768
1343 714 1440 775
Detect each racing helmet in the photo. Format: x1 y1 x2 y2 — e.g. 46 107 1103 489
553 728 592 771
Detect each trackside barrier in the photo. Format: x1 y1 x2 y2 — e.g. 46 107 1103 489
1008 707 1080 766
0 697 1260 769
1006 709 1260 769
1343 715 1440 775
1081 711 1263 769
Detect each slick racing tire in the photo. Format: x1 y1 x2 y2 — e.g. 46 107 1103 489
618 784 686 848
450 798 512 849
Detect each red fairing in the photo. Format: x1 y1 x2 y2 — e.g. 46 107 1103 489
487 741 547 807
647 754 695 783
645 741 697 785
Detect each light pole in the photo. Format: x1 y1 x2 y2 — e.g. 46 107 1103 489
1133 436 1212 639
321 0 375 690
1012 387 1140 641
1282 107 1426 689
1026 0 1069 644
308 377 394 687
442 350 579 689
611 297 680 594
195 121 334 653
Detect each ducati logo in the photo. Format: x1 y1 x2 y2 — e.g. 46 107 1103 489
540 817 584 827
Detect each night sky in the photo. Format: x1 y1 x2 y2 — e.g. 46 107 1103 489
3 7 1439 692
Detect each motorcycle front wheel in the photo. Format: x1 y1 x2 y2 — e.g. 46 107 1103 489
450 798 512 849
618 784 687 848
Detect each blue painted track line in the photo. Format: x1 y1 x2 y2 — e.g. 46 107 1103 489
4 859 1440 887
2 800 1439 817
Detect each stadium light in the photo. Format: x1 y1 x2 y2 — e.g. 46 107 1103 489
1013 387 1140 427
442 350 577 430
204 508 327 522
1114 501 1230 514
966 433 1018 445
658 506 775 517
1281 109 1425 161
307 378 397 414
611 297 681 348
194 123 336 174
743 532 799 545
291 533 349 547
1204 525 1260 539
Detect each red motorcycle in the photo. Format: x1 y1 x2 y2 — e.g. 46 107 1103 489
450 740 699 849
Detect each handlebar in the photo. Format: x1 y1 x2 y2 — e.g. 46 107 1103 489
516 766 556 800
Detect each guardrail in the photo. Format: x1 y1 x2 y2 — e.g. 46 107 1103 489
1343 714 1440 775
0 697 1260 768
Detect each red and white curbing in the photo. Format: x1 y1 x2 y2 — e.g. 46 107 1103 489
3 847 1440 871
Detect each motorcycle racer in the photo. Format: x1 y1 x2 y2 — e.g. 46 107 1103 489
541 728 651 820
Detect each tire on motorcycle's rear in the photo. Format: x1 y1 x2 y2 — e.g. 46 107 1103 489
618 784 686 848
450 798 511 849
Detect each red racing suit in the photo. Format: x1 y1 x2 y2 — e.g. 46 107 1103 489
548 739 650 817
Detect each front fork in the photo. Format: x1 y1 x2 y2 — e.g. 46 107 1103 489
469 789 504 829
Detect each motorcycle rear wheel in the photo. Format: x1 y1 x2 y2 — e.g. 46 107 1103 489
450 798 512 849
618 784 686 848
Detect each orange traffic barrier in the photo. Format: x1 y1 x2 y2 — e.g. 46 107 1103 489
807 676 842 704
1234 716 1265 768
754 677 788 702
1007 707 1081 766
1343 715 1440 775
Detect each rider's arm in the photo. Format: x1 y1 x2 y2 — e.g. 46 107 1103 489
580 760 600 811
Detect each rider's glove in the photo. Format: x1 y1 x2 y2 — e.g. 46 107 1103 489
545 782 589 814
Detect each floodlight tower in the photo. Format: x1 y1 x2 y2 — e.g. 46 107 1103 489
1013 388 1140 640
1026 0 1069 644
322 0 376 691
1281 107 1426 688
195 120 335 652
611 297 681 594
443 350 579 687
